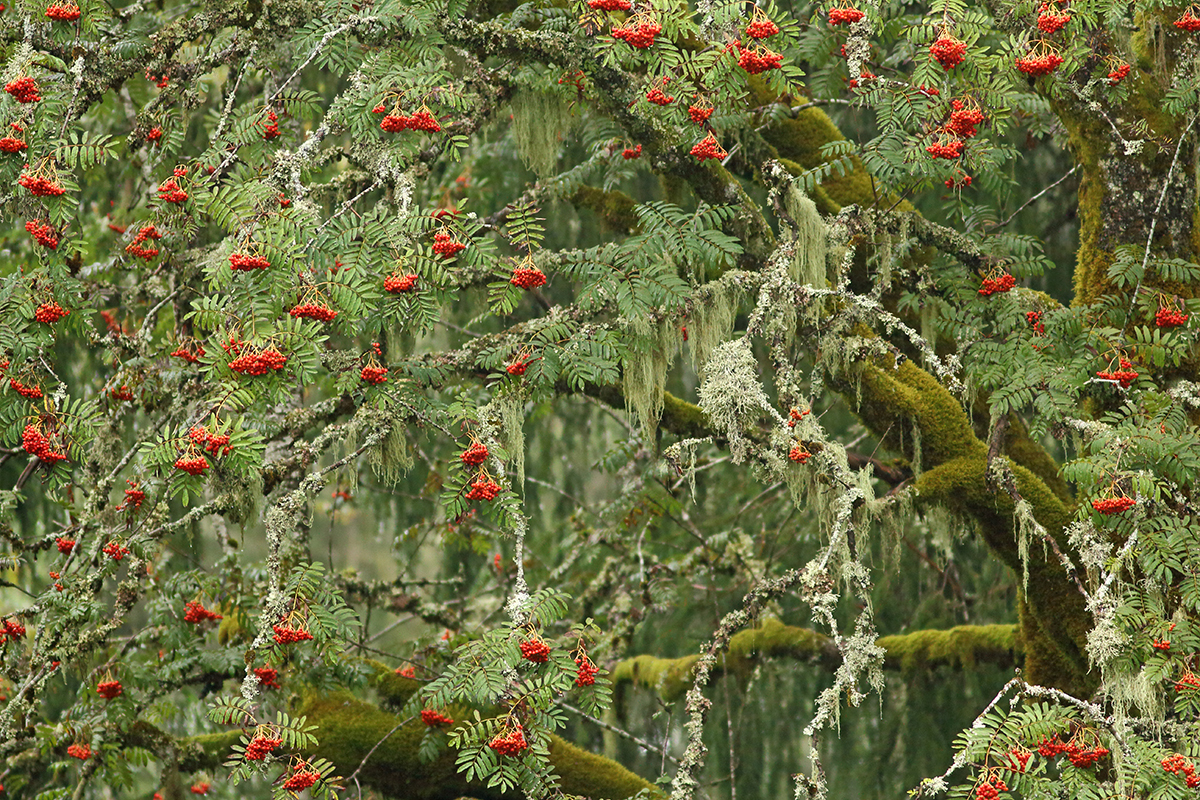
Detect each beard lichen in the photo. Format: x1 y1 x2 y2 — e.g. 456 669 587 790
510 87 573 180
622 316 683 443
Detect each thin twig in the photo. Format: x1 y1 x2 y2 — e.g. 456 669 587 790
987 166 1077 230
562 702 680 764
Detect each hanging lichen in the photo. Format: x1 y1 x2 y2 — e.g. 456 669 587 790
510 87 572 180
687 280 742 374
494 393 526 494
663 437 713 501
783 186 828 289
348 406 409 486
698 337 776 464
622 317 682 443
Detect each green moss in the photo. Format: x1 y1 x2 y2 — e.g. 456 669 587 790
661 392 711 440
570 185 640 235
878 624 1021 674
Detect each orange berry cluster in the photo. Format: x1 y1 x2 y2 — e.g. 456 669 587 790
612 20 661 48
787 407 809 427
1096 358 1137 388
930 35 966 69
46 2 80 19
947 100 984 137
34 301 69 323
978 273 1015 295
11 380 44 400
432 231 466 257
1016 51 1063 75
385 273 418 293
622 144 642 159
282 765 320 791
117 480 145 511
229 347 287 375
1036 4 1070 33
510 264 547 289
290 303 338 322
262 110 280 140
1091 495 1134 514
108 385 134 401
1175 9 1200 30
361 364 388 384
23 425 68 464
273 623 314 644
67 744 91 760
1026 310 1045 335
506 357 529 375
460 441 489 466
1176 672 1200 691
57 537 76 553
691 133 727 161
5 77 40 103
244 735 281 760
26 220 59 250
575 657 598 686
1155 307 1188 327
183 600 223 625
190 783 210 795
157 177 187 204
1107 63 1130 84
688 104 713 123
588 0 631 7
102 541 129 560
788 444 810 464
173 453 209 475
171 344 205 363
97 679 123 699
1036 735 1108 767
125 225 162 260
1152 638 1171 650
229 251 270 270
19 173 66 196
747 17 780 36
974 778 1006 800
395 664 416 677
0 135 27 152
945 173 973 189
488 725 528 756
189 422 230 451
378 108 441 133
254 666 282 688
421 708 454 726
1 618 26 641
646 83 674 105
1163 755 1200 787
146 126 163 143
519 638 551 663
465 477 500 501
827 6 863 24
737 46 783 74
926 137 965 159
1005 749 1032 772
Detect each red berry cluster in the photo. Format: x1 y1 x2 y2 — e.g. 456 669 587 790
612 20 661 48
465 477 501 501
190 425 232 456
1156 307 1188 327
460 441 489 466
1176 671 1200 691
56 536 76 553
19 172 66 196
5 77 41 103
1 618 26 641
190 783 210 795
510 264 547 289
575 657 598 686
421 708 454 726
146 69 169 88
974 777 1006 800
787 407 810 428
290 303 338 322
108 385 134 402
45 2 80 20
1152 638 1171 650
488 725 528 756
0 135 27 152
432 231 466 257
229 347 287 376
1005 748 1032 772
978 273 1016 295
97 680 123 699
183 600 223 624
688 103 714 124
67 744 91 760
34 301 69 323
385 273 418 293
229 251 270 270
157 177 187 204
945 173 973 189
254 666 282 688
646 83 674 105
262 110 280 140
26 220 59 250
827 6 863 24
519 638 551 663
691 133 728 162
1163 754 1200 787
395 664 416 677
174 453 209 475
125 225 162 260
361 365 388 384
588 0 631 8
11 380 44 400
926 137 965 159
747 17 780 36
947 100 984 137
102 541 129 560
506 358 529 375
1026 310 1045 335
282 765 320 791
379 109 441 133
273 623 315 644
171 344 205 363
930 35 967 69
146 126 163 144
1107 63 1131 85
623 144 642 159
788 444 811 464
244 734 281 760
1016 51 1063 75
22 425 68 464
1096 358 1137 388
1174 9 1200 30
1036 4 1070 33
1036 735 1108 767
736 45 783 74
117 480 145 511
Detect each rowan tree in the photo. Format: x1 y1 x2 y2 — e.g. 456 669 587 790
0 0 1198 797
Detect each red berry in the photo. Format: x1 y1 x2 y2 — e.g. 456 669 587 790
929 34 967 69
510 264 547 289
97 679 123 699
460 441 489 466
519 638 551 663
